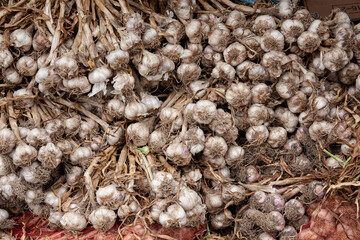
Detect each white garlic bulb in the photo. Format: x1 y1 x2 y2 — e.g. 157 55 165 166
89 207 117 232
60 212 87 231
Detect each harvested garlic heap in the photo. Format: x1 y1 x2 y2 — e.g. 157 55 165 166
0 0 359 238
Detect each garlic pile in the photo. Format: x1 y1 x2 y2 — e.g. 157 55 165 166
0 0 359 238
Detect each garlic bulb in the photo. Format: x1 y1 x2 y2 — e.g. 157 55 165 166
251 83 272 104
210 210 233 230
37 143 62 169
54 55 78 79
208 23 230 52
0 128 17 154
267 127 287 148
323 48 349 72
159 204 187 228
252 15 276 34
12 143 37 166
248 104 270 126
124 101 148 120
64 115 81 135
261 51 290 78
166 141 192 166
308 20 329 41
226 10 246 28
193 100 217 125
88 66 112 96
127 121 151 147
60 212 87 231
178 185 202 211
275 107 299 133
287 91 307 113
66 166 82 185
297 31 321 53
177 63 201 83
45 119 65 140
105 98 125 119
16 56 38 76
203 136 228 159
96 184 124 210
0 155 14 176
226 82 251 108
281 20 304 44
225 145 244 165
160 107 183 130
2 68 22 84
108 71 134 96
0 49 13 68
106 126 125 145
69 146 93 165
211 61 236 80
10 29 32 52
260 30 284 52
136 50 163 80
20 161 51 184
44 186 67 208
309 121 334 141
209 109 232 135
62 76 91 94
48 211 63 229
106 49 129 70
223 42 246 66
221 184 246 203
151 171 178 198
184 126 205 155
246 125 269 143
89 207 116 232
248 64 269 83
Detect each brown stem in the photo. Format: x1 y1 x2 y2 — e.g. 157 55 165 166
55 97 109 130
116 146 128 174
218 0 258 15
6 92 21 142
46 1 66 65
197 0 217 11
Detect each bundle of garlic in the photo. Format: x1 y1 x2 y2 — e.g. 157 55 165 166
1 0 360 238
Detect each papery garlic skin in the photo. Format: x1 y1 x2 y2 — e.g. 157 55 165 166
12 143 38 167
55 56 79 79
69 147 93 165
3 68 22 84
151 171 178 198
252 15 276 34
226 82 251 108
16 56 38 76
0 50 13 68
10 29 32 52
223 42 246 67
37 143 62 169
193 100 217 125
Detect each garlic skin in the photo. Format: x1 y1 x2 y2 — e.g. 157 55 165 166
210 210 233 230
308 20 329 41
226 82 251 108
64 115 81 136
37 143 62 169
136 50 163 81
162 44 184 62
16 56 38 76
193 100 217 125
48 211 63 229
293 9 314 29
281 19 304 44
96 185 124 210
297 31 321 53
246 125 269 143
323 48 349 72
151 171 178 198
111 71 135 95
89 207 117 232
160 107 183 130
267 127 287 148
2 68 22 84
312 96 330 118
12 143 37 167
143 27 161 49
209 109 232 135
60 212 87 232
221 184 246 203
10 29 32 51
248 64 269 83
177 63 201 83
0 49 13 68
0 128 17 154
189 80 209 99
69 147 93 165
261 51 290 78
54 56 78 79
300 71 319 96
106 49 129 70
260 30 285 52
203 136 228 160
223 42 246 67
